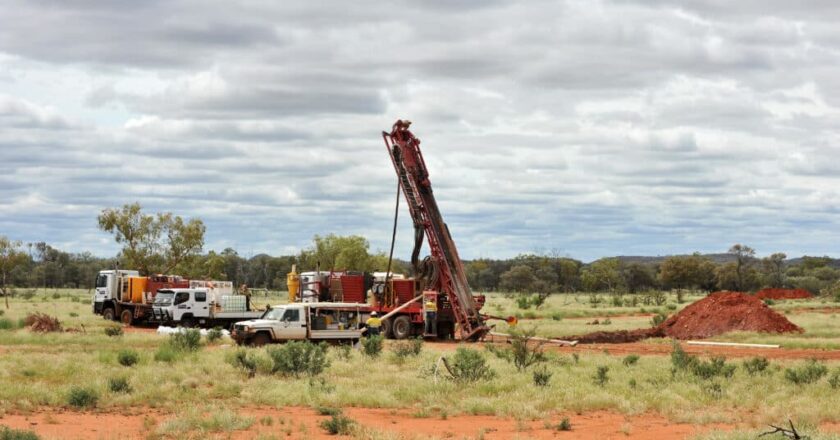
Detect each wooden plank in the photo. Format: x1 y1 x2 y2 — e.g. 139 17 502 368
686 341 780 349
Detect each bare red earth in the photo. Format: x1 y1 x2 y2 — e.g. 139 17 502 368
755 288 813 300
569 291 802 343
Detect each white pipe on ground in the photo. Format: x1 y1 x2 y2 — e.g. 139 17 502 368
488 331 578 347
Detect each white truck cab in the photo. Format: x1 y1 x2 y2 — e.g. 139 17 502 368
232 302 368 346
93 269 139 320
152 288 262 328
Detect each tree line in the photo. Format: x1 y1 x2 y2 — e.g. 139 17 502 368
2 204 839 299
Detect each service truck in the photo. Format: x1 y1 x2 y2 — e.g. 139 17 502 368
151 288 263 328
93 270 192 325
231 302 368 346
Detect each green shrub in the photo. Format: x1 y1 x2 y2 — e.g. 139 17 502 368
556 418 571 431
117 349 139 367
785 360 828 385
169 329 202 351
335 344 352 361
622 354 640 367
362 334 384 358
611 294 622 307
104 326 123 337
447 348 495 383
486 327 545 371
523 311 537 319
206 327 223 343
0 426 41 440
67 386 99 408
763 298 776 306
20 291 35 300
593 366 609 386
670 342 697 372
829 369 840 389
743 357 770 376
550 312 563 321
154 345 180 363
666 303 677 311
230 349 258 377
691 357 735 380
71 296 81 303
650 313 668 327
533 367 552 387
108 377 132 393
316 406 342 416
268 341 330 377
51 292 61 299
0 318 16 330
602 318 611 325
515 295 532 309
391 338 423 360
0 310 4 316
319 414 354 435
69 312 79 317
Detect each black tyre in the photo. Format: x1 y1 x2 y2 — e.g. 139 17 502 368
250 332 271 347
102 308 115 321
380 318 393 339
392 315 411 340
120 309 133 326
181 317 195 328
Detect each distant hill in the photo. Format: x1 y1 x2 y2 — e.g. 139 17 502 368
612 254 840 268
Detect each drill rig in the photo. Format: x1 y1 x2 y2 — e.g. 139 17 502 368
382 120 490 341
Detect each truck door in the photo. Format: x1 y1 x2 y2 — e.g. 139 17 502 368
276 307 307 340
193 291 210 319
172 291 191 321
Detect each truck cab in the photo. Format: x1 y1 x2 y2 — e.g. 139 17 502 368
152 288 212 327
232 302 366 346
93 269 139 320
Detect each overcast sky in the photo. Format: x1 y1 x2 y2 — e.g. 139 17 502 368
1 1 839 262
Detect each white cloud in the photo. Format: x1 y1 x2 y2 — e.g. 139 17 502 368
1 0 840 262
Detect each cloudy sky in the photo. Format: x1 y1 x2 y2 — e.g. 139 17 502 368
1 1 839 262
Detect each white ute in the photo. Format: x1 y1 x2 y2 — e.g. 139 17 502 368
232 302 368 346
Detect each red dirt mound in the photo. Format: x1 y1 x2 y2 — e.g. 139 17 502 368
755 288 813 300
568 291 802 343
658 291 802 339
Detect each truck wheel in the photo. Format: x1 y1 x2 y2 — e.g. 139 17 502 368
102 308 115 321
392 316 411 340
120 310 133 326
250 332 271 347
381 319 393 339
181 317 195 328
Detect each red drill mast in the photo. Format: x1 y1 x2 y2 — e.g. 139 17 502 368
382 120 489 341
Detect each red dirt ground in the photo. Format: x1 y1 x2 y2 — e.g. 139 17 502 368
755 288 813 300
0 406 766 440
567 292 802 343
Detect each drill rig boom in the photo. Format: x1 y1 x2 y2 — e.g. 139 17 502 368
382 120 489 341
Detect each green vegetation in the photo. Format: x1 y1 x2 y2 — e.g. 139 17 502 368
66 386 99 408
319 413 354 435
0 426 40 440
446 347 495 383
108 376 132 394
785 360 828 385
117 349 140 367
361 334 384 358
267 341 329 377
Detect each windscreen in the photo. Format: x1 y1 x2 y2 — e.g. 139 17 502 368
154 292 174 306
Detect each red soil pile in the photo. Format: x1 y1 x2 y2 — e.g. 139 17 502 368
568 291 802 343
658 291 803 339
755 288 813 300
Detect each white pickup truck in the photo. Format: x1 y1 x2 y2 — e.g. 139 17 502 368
152 288 263 328
231 302 369 346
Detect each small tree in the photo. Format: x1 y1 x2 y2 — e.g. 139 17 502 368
728 244 756 291
0 236 28 309
486 327 546 371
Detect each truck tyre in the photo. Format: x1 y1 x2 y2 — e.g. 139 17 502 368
381 319 393 339
181 317 195 328
250 332 271 347
392 315 411 340
102 308 115 321
120 309 133 326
